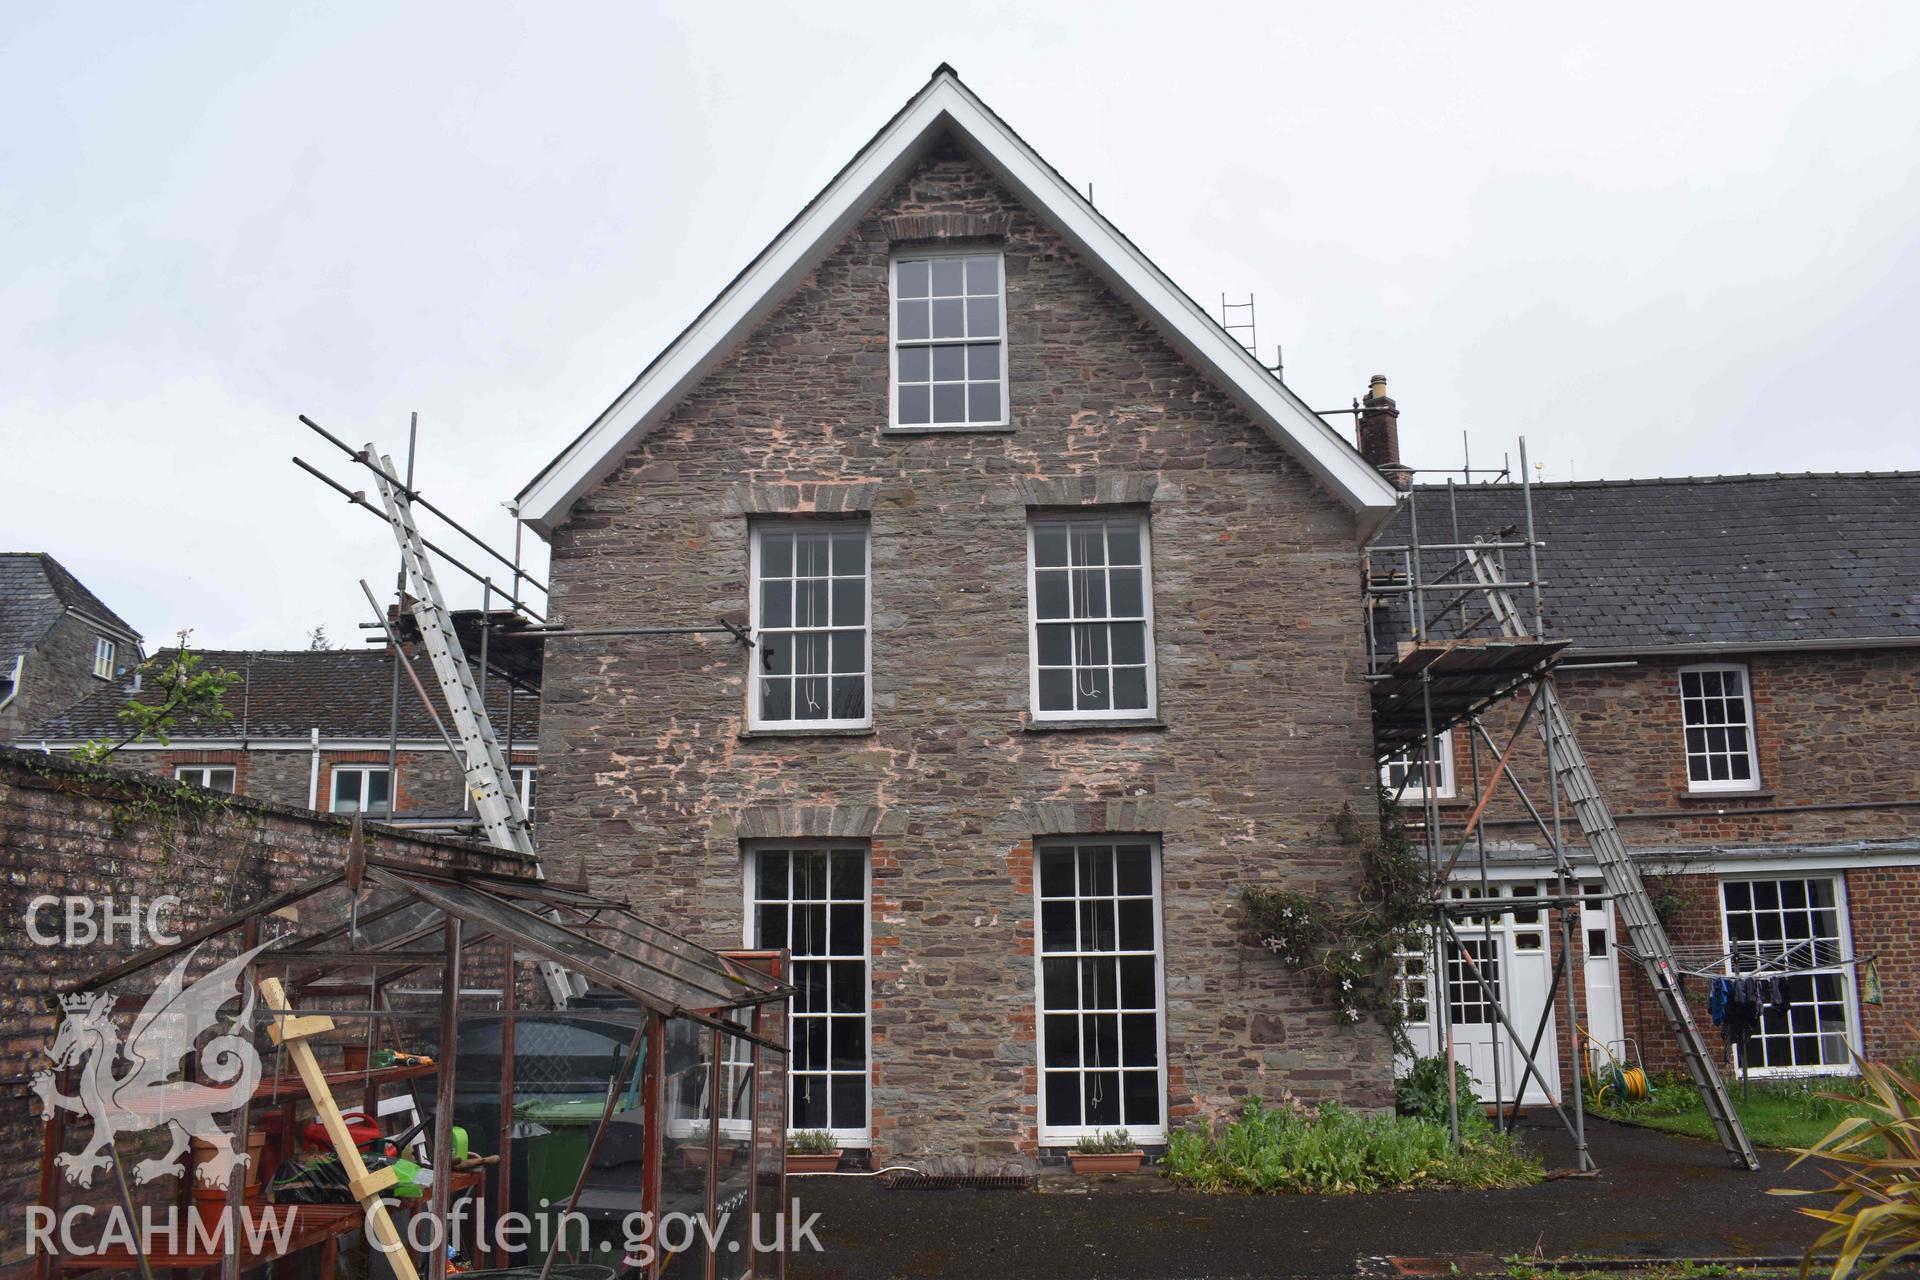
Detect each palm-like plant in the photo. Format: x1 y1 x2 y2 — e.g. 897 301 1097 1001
1774 1059 1920 1280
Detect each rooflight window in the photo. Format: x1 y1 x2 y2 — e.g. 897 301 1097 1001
891 253 1005 429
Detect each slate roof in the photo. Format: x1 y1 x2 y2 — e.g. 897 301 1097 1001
0 553 141 664
1374 473 1920 654
25 648 540 742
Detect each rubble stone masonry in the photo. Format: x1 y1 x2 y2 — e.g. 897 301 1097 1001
537 139 1393 1169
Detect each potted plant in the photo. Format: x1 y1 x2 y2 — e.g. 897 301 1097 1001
1067 1128 1144 1175
785 1129 843 1174
678 1122 736 1169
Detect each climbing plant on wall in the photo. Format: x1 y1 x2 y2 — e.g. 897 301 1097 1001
1241 791 1437 1051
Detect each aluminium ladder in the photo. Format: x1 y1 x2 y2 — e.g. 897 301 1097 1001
367 447 585 1009
1463 546 1759 1170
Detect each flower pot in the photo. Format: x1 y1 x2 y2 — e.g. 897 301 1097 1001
785 1149 843 1174
681 1145 736 1170
1067 1150 1145 1175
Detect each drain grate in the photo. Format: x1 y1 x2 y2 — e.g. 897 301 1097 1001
879 1172 1032 1190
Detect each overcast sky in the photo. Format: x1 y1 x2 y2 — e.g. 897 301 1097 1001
5 3 1917 651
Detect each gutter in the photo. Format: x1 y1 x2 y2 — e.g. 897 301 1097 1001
1564 636 1920 660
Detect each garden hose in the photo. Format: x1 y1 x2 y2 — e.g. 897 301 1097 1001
1578 1024 1649 1103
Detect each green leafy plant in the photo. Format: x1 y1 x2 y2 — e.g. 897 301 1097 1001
785 1129 838 1155
1071 1128 1136 1155
1396 1055 1490 1134
1241 793 1436 1049
1774 1059 1920 1280
1161 1097 1540 1195
73 634 239 764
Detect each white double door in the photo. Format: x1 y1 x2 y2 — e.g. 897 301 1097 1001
1440 882 1558 1106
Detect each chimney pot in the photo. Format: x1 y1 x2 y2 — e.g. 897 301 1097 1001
1357 375 1412 491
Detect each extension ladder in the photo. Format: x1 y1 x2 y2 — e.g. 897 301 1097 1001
367 447 585 1009
1464 546 1759 1170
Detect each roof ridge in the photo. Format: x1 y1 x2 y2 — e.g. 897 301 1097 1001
1414 469 1920 492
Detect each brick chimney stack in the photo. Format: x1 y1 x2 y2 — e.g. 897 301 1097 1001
1357 374 1412 491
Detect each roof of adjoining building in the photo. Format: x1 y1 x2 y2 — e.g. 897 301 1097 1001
1374 472 1920 655
25 648 539 743
0 552 142 663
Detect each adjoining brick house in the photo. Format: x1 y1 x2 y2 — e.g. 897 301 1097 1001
22 646 539 827
516 67 1404 1169
1380 474 1920 1099
0 553 143 744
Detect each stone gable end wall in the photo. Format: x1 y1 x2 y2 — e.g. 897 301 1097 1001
538 138 1391 1167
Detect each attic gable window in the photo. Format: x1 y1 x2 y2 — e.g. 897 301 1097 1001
890 252 1005 429
92 637 115 680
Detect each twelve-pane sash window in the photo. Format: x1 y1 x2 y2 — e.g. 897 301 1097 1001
1036 840 1164 1138
892 254 1004 428
749 847 869 1137
1679 665 1759 791
1029 515 1154 718
751 524 869 728
1721 877 1855 1073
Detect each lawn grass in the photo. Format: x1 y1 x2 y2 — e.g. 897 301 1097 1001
1588 1072 1871 1151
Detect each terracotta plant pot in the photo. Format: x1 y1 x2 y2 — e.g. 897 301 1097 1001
1067 1150 1145 1174
785 1149 843 1174
682 1145 736 1169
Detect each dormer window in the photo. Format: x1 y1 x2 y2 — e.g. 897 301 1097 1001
92 637 115 680
890 252 1005 429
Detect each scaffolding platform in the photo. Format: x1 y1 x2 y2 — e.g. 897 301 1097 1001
1370 637 1568 750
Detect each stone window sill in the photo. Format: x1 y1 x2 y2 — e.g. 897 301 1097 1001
1022 717 1169 734
1675 789 1775 804
737 727 877 741
882 424 1018 436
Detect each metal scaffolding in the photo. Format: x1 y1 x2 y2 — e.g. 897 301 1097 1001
1364 438 1757 1173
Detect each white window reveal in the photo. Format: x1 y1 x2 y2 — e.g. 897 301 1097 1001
749 524 870 729
510 764 537 819
1036 840 1166 1141
1028 515 1155 720
891 253 1005 428
1720 877 1857 1074
93 637 116 679
174 765 236 794
1382 731 1455 800
330 765 391 815
748 846 869 1140
1679 665 1759 792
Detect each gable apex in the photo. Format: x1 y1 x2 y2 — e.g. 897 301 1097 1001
517 71 1402 539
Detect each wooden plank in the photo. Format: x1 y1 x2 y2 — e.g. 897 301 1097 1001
260 977 420 1280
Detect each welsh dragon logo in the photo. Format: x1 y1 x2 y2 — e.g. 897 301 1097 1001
33 941 273 1189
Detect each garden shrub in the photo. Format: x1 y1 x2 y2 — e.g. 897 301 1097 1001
1162 1097 1541 1194
1396 1055 1490 1134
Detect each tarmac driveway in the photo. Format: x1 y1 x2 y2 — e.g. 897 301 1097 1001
790 1117 1831 1280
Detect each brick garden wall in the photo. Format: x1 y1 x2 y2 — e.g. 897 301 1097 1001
538 137 1393 1171
0 747 527 1262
